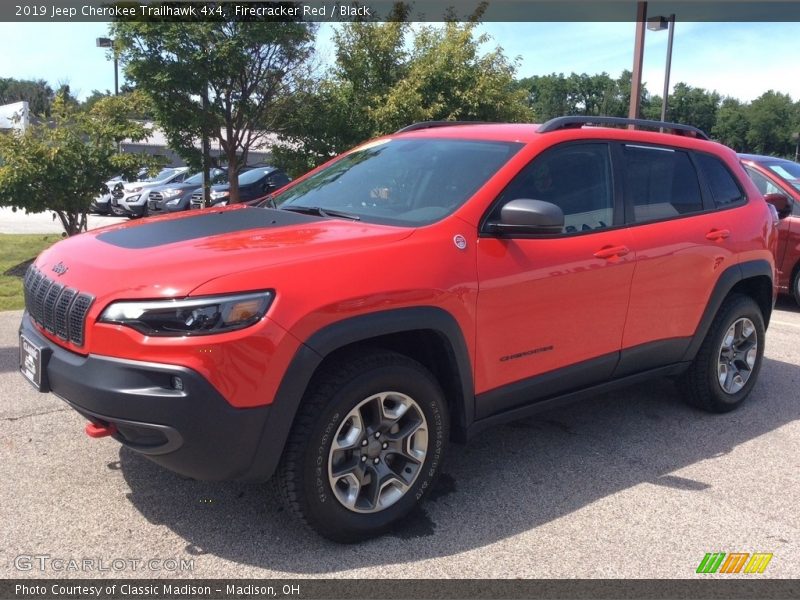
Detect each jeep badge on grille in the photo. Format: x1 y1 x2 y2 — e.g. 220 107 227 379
52 262 68 276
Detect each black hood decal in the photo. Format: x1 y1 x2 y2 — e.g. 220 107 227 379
97 207 319 249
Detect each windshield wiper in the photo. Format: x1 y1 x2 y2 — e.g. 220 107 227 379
280 205 361 221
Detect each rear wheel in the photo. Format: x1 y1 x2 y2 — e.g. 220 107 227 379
680 295 765 412
793 267 800 307
276 350 448 543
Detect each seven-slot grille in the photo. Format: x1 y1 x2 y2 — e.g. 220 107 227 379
24 266 94 346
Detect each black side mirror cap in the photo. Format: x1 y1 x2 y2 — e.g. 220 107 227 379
487 199 565 235
764 193 793 219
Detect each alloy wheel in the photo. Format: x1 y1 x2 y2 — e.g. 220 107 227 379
717 317 758 394
328 391 428 513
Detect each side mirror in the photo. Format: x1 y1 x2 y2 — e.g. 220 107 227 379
487 199 564 235
764 193 793 219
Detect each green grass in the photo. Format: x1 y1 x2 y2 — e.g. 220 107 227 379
0 234 62 311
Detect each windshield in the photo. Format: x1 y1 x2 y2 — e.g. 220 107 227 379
239 168 273 185
184 169 226 185
763 160 800 190
145 168 180 182
273 138 522 226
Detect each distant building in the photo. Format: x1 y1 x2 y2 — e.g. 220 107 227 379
0 101 30 132
120 122 276 167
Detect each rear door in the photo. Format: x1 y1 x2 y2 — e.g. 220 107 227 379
475 142 635 417
617 145 744 375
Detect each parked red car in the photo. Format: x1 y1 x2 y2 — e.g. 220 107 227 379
740 154 800 304
20 117 780 542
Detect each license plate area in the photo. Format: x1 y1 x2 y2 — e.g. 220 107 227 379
19 333 49 392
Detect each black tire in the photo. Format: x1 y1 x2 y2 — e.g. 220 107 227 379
792 267 800 307
276 350 448 543
679 294 765 413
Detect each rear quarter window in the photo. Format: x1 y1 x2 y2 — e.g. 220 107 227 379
695 153 745 208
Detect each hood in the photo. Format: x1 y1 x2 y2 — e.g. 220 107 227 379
123 180 168 192
148 180 200 194
33 206 414 305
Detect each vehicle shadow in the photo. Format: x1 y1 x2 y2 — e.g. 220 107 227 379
775 296 799 313
119 356 800 572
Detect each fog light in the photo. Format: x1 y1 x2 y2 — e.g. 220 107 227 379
171 376 184 391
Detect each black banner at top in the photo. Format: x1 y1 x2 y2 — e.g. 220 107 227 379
4 1 800 23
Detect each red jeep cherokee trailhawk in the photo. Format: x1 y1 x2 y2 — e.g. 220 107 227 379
19 117 780 542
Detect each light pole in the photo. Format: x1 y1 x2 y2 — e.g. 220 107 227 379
95 37 119 96
648 14 676 122
628 2 648 120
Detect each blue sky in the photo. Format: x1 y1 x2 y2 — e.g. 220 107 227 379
0 21 797 103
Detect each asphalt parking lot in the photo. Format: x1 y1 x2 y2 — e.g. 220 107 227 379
0 301 798 580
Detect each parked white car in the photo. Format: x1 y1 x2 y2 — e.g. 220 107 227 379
111 167 191 218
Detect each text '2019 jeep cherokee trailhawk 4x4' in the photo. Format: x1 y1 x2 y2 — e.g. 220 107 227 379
19 117 781 542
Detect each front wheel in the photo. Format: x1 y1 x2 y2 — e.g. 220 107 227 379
793 268 800 307
679 294 765 413
276 350 448 543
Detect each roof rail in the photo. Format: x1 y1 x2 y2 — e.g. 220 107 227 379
395 120 487 134
538 116 710 140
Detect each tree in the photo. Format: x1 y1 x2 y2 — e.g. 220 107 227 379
0 77 53 116
665 83 720 135
0 90 158 236
111 20 316 203
746 91 797 156
712 98 750 151
517 70 646 122
274 16 532 176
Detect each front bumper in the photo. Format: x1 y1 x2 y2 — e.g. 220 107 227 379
19 313 276 481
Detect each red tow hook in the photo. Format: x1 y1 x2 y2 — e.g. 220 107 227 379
85 422 117 438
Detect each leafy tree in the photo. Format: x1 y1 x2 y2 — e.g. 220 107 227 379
0 90 159 236
274 16 532 176
0 77 53 116
111 20 316 202
746 91 797 156
665 83 720 135
712 98 750 151
517 70 645 121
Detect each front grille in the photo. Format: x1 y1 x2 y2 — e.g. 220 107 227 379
149 191 163 202
24 266 94 347
190 191 202 209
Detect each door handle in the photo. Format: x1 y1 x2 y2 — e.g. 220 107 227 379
593 245 630 259
706 228 731 241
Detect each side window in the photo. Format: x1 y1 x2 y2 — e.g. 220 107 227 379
495 143 614 233
695 154 745 207
744 167 783 196
622 145 703 222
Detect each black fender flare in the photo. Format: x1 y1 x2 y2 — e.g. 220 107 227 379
243 306 474 481
682 259 774 362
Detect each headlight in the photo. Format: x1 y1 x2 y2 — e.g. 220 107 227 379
210 190 229 200
129 186 143 193
161 188 182 198
165 198 181 206
125 195 140 203
99 291 274 336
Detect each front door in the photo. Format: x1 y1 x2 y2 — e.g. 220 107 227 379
475 142 635 418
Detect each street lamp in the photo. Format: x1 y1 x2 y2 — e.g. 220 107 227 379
95 37 119 96
648 14 676 122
